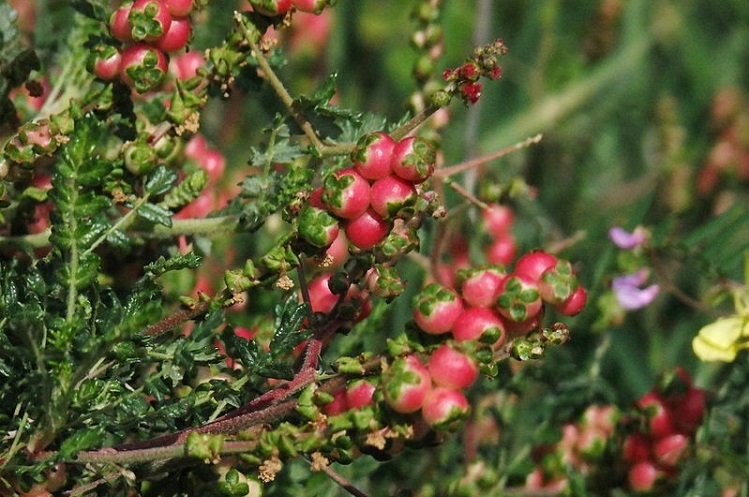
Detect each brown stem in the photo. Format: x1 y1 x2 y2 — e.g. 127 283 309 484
434 134 543 179
321 464 373 497
390 104 440 142
142 300 211 337
236 13 325 152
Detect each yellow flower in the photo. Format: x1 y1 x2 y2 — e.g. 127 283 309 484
692 316 749 362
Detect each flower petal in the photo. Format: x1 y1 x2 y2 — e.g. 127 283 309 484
609 226 647 250
692 316 746 362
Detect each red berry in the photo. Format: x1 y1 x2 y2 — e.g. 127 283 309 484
628 461 660 492
495 273 543 322
622 432 651 463
638 391 676 438
486 232 516 265
452 306 506 345
199 148 226 185
653 433 689 469
428 344 478 390
352 131 395 180
390 136 436 184
119 43 168 93
481 203 514 237
514 251 558 283
554 285 587 316
323 389 349 416
673 387 706 434
129 0 173 42
503 310 543 337
93 50 122 81
369 174 417 219
185 133 208 159
421 387 469 429
321 168 371 219
346 380 377 410
412 283 464 335
460 266 507 308
110 3 134 42
344 208 391 250
162 0 192 16
382 355 432 414
154 15 191 52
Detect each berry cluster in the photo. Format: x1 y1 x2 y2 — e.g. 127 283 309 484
95 0 194 92
299 131 436 252
440 39 508 105
623 369 706 492
526 405 620 492
525 368 707 494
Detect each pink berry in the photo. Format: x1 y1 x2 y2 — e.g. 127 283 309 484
346 380 377 410
486 232 516 265
369 174 417 219
412 283 464 335
170 50 204 80
382 355 431 414
460 266 506 308
421 387 469 429
119 43 168 93
110 3 134 42
162 0 192 16
299 205 340 248
514 251 558 283
93 50 122 81
321 167 371 219
452 306 506 345
154 15 191 52
653 433 689 469
428 344 478 390
495 273 543 323
307 273 338 314
185 133 208 159
353 131 395 180
199 148 226 185
503 309 544 337
344 208 391 250
628 461 660 492
481 203 514 237
390 136 436 184
538 260 578 305
129 0 173 42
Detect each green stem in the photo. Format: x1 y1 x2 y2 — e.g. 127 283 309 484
83 194 151 257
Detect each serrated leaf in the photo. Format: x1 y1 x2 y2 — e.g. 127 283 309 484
270 300 311 359
106 229 133 251
144 253 202 278
138 202 173 227
145 165 178 196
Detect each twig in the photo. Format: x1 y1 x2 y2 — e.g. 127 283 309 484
434 134 543 179
235 12 325 153
321 464 373 497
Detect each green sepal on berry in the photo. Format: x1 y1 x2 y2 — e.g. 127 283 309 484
298 204 340 248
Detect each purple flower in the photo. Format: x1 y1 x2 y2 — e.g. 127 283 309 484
612 269 660 310
609 226 647 250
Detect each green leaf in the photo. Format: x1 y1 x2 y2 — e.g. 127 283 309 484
144 165 178 196
138 202 173 227
60 428 104 460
